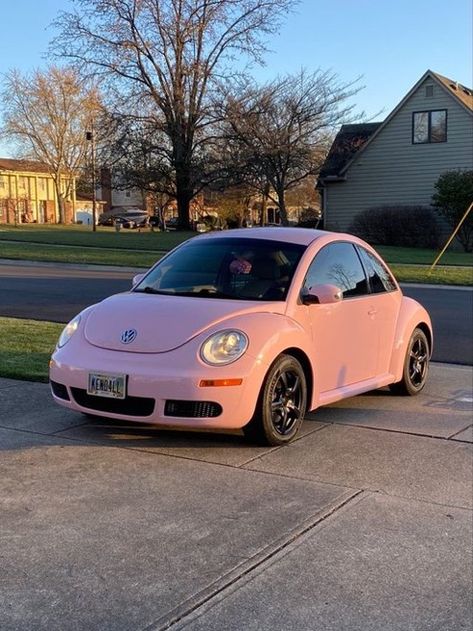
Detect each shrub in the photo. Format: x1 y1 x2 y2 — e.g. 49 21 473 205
432 170 473 252
350 205 440 248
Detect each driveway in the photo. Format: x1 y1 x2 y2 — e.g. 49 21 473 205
1 363 472 630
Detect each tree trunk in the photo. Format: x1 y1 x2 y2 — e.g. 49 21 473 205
276 187 289 226
260 182 270 226
53 178 65 224
176 188 192 230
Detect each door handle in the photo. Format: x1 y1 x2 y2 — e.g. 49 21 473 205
368 309 377 316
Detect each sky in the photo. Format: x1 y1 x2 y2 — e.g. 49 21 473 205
0 0 471 155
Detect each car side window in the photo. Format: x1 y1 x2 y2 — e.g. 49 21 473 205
303 242 369 298
357 247 397 293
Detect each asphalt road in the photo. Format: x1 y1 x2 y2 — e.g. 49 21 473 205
0 261 471 365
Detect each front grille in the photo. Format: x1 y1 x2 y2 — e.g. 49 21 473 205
70 388 155 417
50 380 70 401
164 400 222 418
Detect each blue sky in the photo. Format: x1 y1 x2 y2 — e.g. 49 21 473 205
0 0 471 154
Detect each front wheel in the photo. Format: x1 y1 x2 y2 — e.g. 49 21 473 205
243 354 307 446
390 328 430 396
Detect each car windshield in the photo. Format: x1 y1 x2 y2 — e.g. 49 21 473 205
134 237 306 301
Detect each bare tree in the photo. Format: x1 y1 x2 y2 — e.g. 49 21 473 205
223 70 361 225
1 66 101 223
53 0 297 229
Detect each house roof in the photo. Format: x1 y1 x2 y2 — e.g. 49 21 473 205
318 123 382 178
319 70 473 182
0 157 52 174
432 72 473 112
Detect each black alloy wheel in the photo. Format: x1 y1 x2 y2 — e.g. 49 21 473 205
244 354 307 446
390 328 430 396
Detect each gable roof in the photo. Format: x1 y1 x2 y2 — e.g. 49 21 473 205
319 70 473 182
432 72 473 112
318 123 381 179
0 157 52 174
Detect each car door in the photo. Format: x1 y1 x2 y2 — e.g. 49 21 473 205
356 245 402 376
302 241 379 394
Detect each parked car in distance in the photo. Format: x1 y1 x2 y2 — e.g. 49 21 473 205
117 212 149 229
98 209 149 228
50 228 432 446
164 216 181 231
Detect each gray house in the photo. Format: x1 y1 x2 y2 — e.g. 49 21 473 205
318 70 473 232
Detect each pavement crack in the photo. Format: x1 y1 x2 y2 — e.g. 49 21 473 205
447 424 473 440
326 420 473 442
144 490 364 631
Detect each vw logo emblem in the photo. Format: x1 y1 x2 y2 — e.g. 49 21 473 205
120 329 137 344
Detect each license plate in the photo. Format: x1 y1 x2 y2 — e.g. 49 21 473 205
87 373 126 399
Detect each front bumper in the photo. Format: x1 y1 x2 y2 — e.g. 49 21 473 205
50 339 267 430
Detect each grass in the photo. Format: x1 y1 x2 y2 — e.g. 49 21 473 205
377 245 473 267
390 264 473 286
0 224 472 285
0 240 161 267
0 317 63 382
0 223 193 251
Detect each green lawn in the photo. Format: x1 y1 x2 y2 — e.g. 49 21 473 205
0 240 161 267
377 245 473 267
0 224 472 284
0 317 63 382
0 223 193 251
390 264 473 286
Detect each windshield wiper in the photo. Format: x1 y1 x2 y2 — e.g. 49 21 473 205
133 287 171 295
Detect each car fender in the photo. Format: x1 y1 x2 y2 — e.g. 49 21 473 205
389 296 433 381
205 310 315 409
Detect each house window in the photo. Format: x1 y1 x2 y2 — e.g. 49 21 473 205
425 85 434 97
0 176 6 190
412 110 447 144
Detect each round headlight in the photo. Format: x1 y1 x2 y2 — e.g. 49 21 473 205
200 330 248 366
57 315 81 348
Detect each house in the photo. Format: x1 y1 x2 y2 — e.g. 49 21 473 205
0 158 76 224
318 70 473 232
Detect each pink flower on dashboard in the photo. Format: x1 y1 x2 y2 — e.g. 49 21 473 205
229 258 252 274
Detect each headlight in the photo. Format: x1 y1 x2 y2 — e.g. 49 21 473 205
200 330 248 366
57 315 81 348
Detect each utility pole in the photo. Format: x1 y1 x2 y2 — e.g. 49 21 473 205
86 128 97 232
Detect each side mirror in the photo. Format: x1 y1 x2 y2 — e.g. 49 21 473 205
132 273 145 287
302 284 343 305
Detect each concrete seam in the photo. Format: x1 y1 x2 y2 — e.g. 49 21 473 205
447 423 473 440
144 489 365 631
327 420 473 443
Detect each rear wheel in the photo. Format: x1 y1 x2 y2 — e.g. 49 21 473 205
390 328 429 396
243 354 307 446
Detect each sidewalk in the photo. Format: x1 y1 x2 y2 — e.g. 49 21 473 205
1 363 472 630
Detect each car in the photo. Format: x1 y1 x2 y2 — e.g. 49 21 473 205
98 210 149 228
163 216 180 231
50 228 432 446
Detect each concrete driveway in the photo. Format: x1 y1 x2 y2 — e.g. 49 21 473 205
1 363 472 631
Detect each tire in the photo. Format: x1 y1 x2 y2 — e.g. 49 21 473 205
390 328 430 396
243 354 307 446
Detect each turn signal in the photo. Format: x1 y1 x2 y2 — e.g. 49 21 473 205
199 378 243 387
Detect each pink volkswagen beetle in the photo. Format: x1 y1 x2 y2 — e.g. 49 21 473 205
50 228 432 445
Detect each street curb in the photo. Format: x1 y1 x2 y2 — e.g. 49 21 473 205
400 282 473 291
0 258 146 273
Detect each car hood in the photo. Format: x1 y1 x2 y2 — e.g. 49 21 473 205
84 292 284 353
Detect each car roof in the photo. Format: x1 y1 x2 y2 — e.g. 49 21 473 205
194 227 332 247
